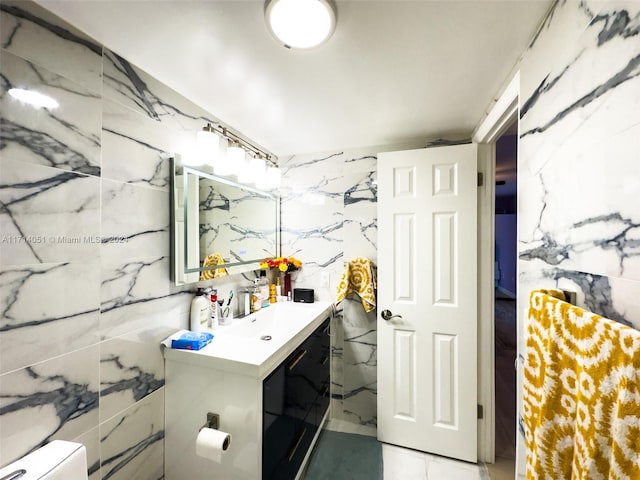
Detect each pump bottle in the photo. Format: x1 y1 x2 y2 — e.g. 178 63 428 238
190 288 210 332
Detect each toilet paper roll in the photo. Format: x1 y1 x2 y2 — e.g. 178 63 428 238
196 427 231 463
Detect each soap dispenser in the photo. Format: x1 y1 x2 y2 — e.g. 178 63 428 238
190 288 210 332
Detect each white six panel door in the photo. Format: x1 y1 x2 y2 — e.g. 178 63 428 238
377 144 478 463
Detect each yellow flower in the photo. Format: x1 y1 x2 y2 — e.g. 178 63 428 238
279 263 288 272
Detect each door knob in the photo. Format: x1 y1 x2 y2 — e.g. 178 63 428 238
381 309 402 321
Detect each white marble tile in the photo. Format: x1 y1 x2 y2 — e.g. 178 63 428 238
100 179 170 261
344 151 378 174
382 443 427 480
0 345 99 465
102 49 216 134
519 125 640 282
99 324 175 421
0 1 103 92
343 323 377 426
343 392 377 430
344 170 377 263
280 152 346 245
342 296 377 329
0 49 101 175
330 309 344 407
0 261 100 374
101 98 173 190
427 455 482 480
282 151 345 186
99 256 187 339
99 388 164 480
0 159 100 265
344 327 376 374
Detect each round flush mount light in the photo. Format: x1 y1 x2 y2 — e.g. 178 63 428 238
265 0 337 49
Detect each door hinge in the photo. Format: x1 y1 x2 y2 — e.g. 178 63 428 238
477 404 484 419
477 172 484 187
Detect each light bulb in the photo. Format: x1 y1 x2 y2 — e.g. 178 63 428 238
227 141 245 177
215 136 234 176
196 123 219 168
266 166 282 189
251 155 267 185
237 152 255 184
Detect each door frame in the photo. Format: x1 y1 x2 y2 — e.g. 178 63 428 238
472 71 520 463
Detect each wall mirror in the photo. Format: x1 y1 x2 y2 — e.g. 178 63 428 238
170 156 280 285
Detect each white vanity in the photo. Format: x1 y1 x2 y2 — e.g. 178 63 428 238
164 301 333 480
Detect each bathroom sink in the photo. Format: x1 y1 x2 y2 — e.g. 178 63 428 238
223 307 280 339
163 300 333 378
221 302 313 339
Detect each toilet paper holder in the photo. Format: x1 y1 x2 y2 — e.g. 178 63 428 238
201 412 220 431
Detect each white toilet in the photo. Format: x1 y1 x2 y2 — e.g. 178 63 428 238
0 440 88 480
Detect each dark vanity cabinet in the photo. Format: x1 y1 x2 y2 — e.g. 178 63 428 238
262 318 331 480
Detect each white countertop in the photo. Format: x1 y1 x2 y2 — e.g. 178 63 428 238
162 301 334 379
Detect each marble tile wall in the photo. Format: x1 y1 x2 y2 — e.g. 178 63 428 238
279 144 419 430
0 2 247 477
511 0 640 475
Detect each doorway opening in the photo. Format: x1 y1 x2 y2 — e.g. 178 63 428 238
489 124 518 479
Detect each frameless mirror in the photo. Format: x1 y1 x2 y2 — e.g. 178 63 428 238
170 156 280 285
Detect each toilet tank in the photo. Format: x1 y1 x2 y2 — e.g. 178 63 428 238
0 440 88 480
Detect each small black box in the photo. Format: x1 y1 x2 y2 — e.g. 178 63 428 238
293 288 314 303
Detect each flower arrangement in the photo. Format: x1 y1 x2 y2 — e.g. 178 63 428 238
260 256 302 273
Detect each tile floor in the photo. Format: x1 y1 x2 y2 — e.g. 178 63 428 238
382 443 491 480
325 420 492 480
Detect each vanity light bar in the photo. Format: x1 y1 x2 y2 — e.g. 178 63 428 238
202 123 278 168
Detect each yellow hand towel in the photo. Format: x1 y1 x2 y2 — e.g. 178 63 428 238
336 257 376 313
524 289 640 480
200 253 228 281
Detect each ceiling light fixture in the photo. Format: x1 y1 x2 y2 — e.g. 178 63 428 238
265 0 337 49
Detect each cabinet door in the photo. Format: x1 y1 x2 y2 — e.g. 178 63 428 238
284 336 319 423
263 365 297 480
262 318 332 480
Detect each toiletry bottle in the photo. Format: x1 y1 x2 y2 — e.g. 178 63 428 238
269 284 277 304
251 278 262 313
218 298 228 326
276 276 282 297
190 288 210 332
209 289 219 329
242 287 251 316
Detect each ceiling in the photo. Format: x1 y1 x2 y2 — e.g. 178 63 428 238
36 0 552 157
